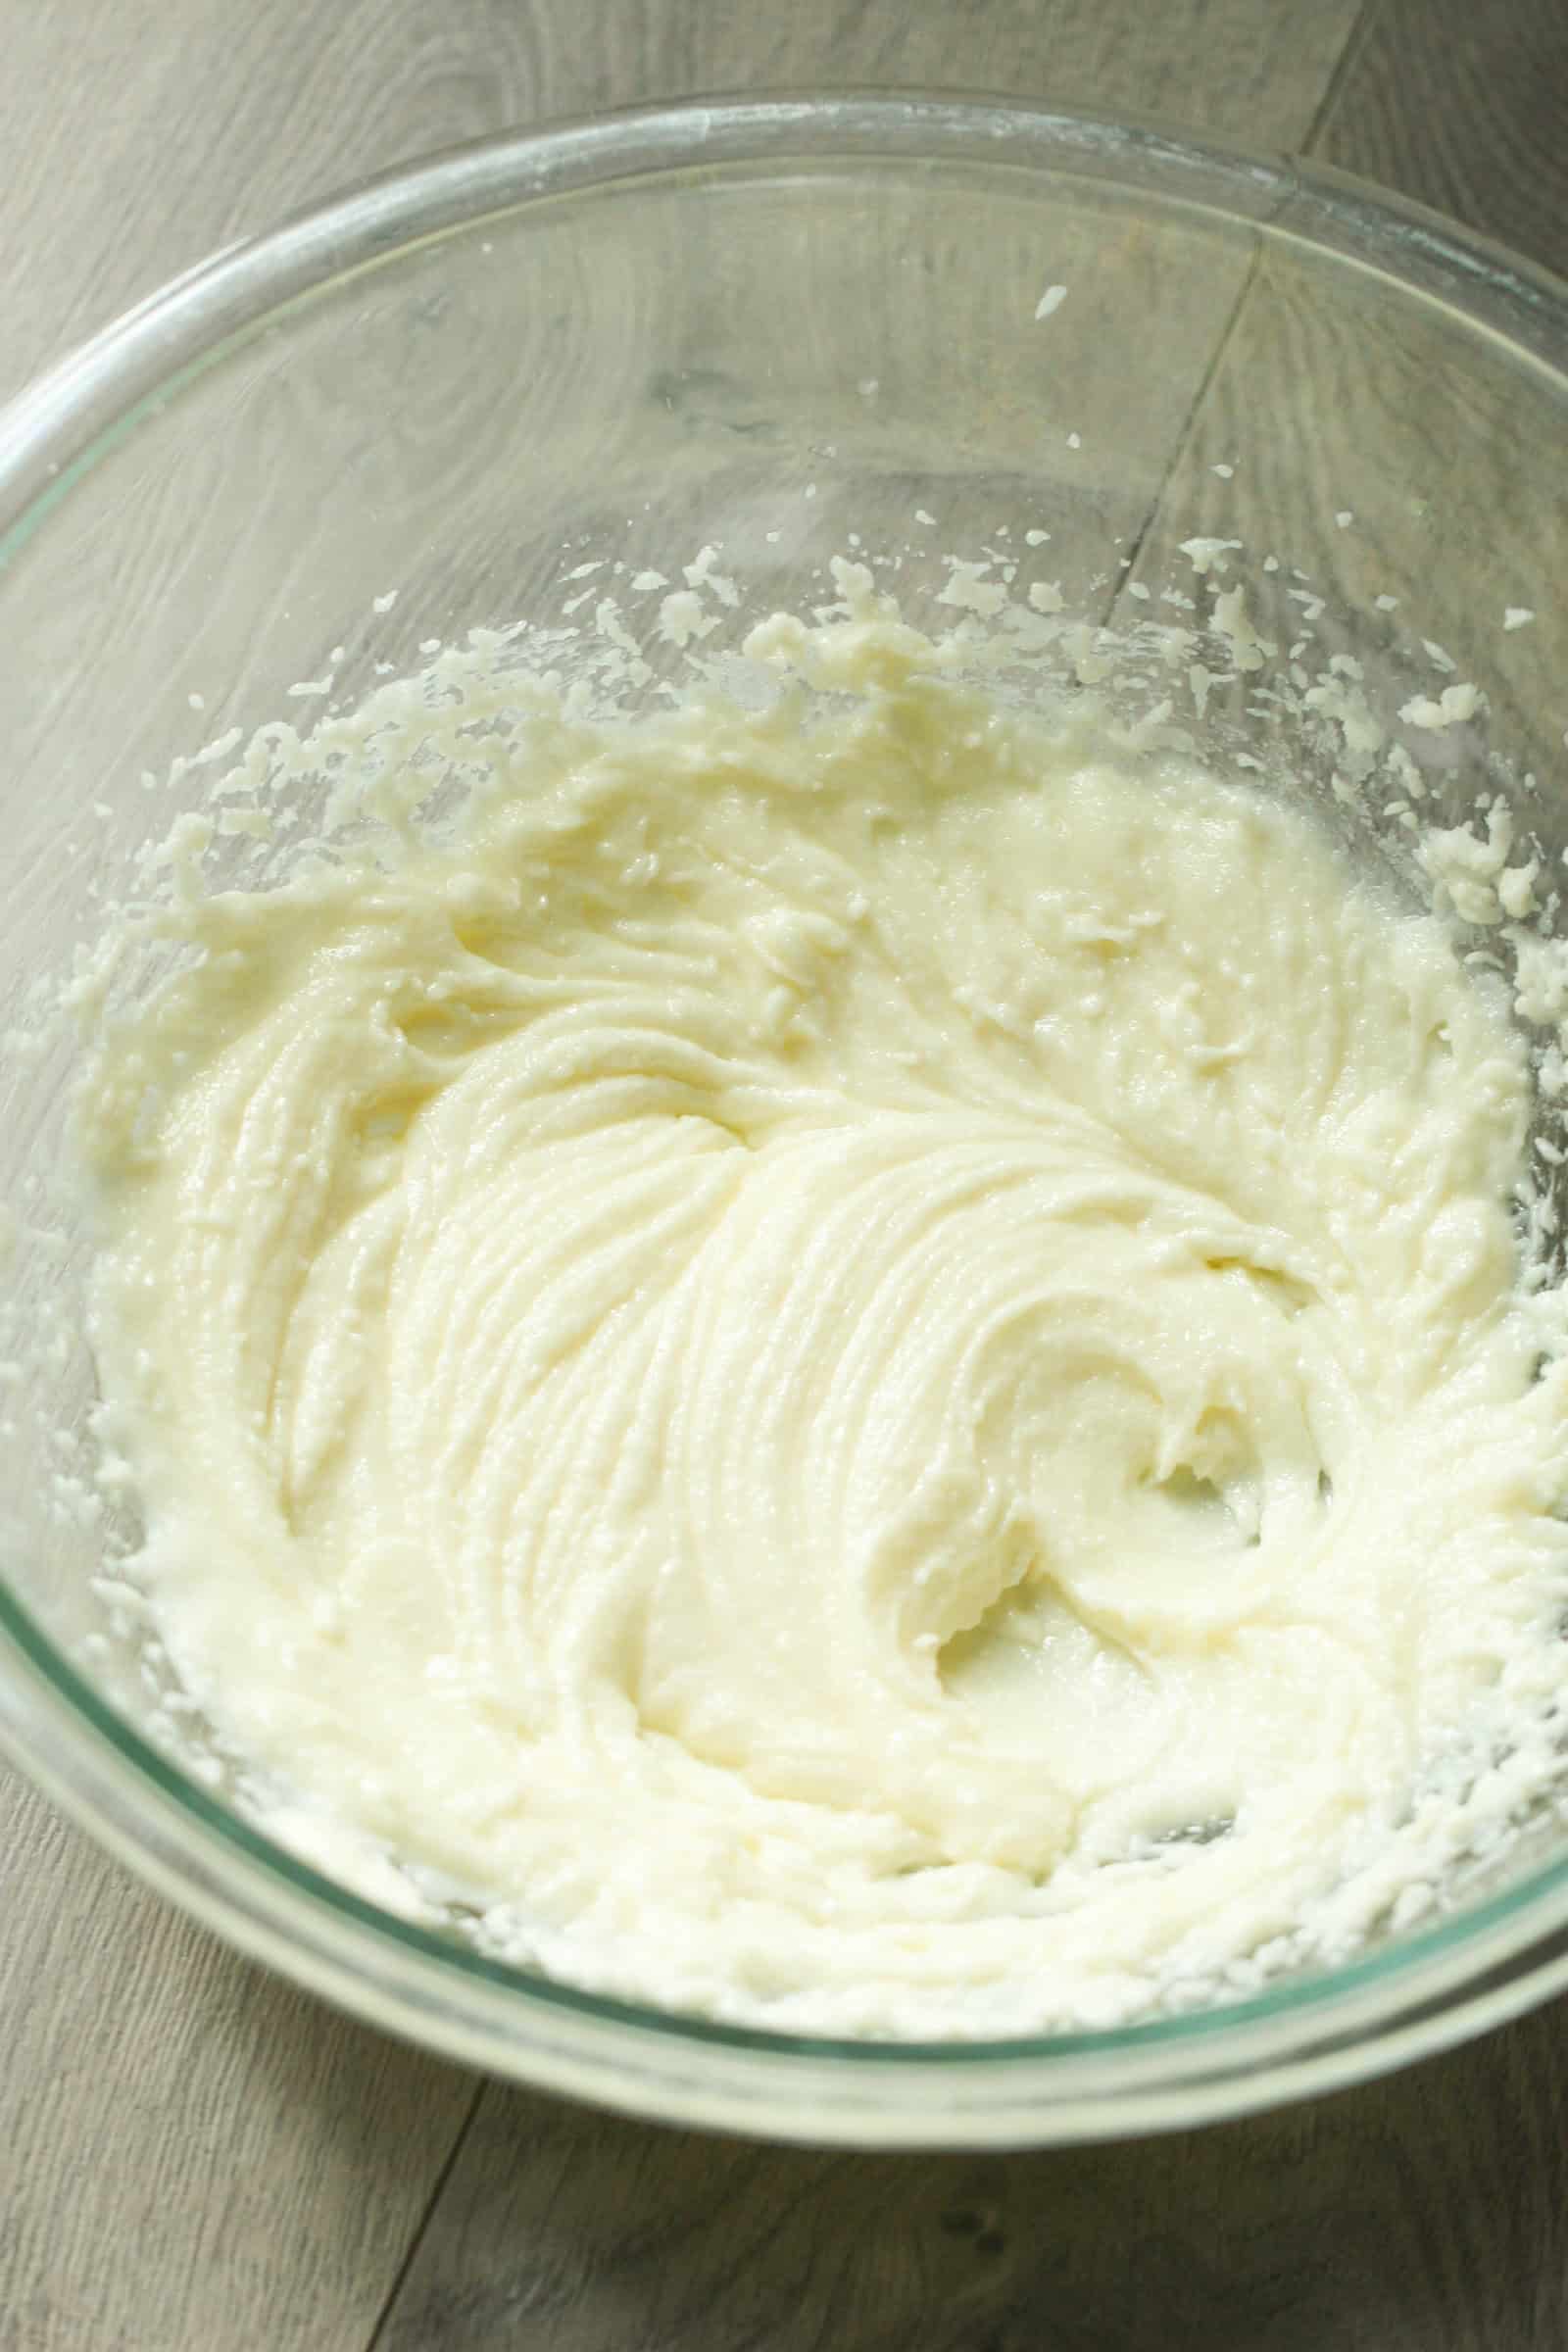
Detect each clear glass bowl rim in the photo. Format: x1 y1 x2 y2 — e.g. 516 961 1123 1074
4 89 1568 2146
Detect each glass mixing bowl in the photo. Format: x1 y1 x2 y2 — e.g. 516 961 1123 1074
3 94 1568 2147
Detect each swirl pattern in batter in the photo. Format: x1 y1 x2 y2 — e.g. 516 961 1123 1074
80 601 1568 2034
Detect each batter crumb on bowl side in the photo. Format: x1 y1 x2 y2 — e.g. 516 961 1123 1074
43 550 1568 2040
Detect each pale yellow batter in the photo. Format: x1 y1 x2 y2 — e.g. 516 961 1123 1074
79 592 1568 2035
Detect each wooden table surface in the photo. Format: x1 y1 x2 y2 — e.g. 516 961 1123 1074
4 3 1568 2345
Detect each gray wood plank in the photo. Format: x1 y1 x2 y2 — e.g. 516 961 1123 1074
375 2002 1568 2352
0 0 1363 413
0 1764 480 2352
1313 0 1568 279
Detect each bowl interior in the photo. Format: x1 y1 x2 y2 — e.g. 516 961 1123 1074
2 97 1568 2138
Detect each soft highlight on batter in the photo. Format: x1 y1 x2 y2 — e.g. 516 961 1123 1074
79 586 1568 2034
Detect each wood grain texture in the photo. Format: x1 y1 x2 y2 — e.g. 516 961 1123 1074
0 0 1363 410
0 1765 480 2352
7 2 1568 2349
1313 0 1568 275
376 2005 1568 2352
